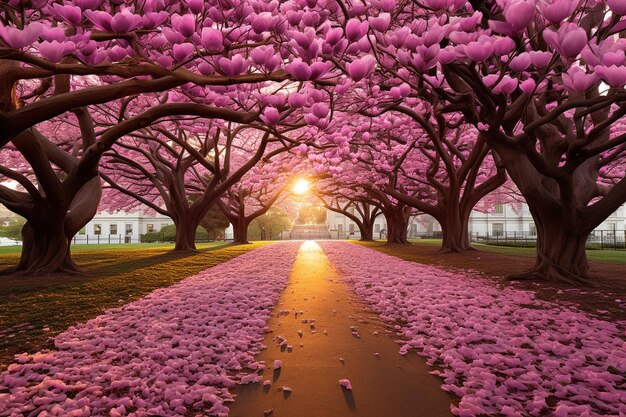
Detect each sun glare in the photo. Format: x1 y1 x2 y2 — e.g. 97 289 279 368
292 178 310 195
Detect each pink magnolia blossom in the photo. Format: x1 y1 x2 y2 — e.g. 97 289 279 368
201 27 224 52
261 107 281 125
562 66 597 92
543 23 588 58
0 23 42 49
607 0 626 15
346 55 376 81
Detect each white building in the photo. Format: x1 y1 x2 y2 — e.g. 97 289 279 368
326 203 626 240
326 210 423 240
79 211 174 244
80 203 625 244
80 211 234 244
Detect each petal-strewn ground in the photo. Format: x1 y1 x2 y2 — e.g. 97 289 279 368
0 242 300 417
319 242 626 417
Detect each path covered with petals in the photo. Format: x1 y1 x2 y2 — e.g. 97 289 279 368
1 241 625 417
228 240 452 417
320 242 626 417
0 242 300 417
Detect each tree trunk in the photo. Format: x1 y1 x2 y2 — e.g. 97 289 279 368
12 177 101 275
174 218 198 251
439 205 473 252
232 218 250 244
509 208 591 285
359 223 374 241
15 221 78 275
489 141 594 285
385 206 410 244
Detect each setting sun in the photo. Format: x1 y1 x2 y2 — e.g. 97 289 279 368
292 178 310 195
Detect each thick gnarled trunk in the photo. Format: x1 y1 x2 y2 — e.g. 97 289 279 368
359 222 374 241
385 205 410 244
13 177 101 275
16 221 77 275
439 205 472 253
510 214 590 285
173 217 198 251
232 218 250 244
489 140 598 285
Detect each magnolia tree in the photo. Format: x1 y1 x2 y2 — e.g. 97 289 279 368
100 113 303 250
327 107 507 251
0 0 339 272
0 86 260 273
0 0 332 143
316 178 383 241
0 109 102 274
309 139 414 243
217 153 305 244
324 0 626 283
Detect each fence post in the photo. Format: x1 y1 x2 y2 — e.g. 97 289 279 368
610 230 614 249
108 235 111 244
86 235 88 245
600 230 604 250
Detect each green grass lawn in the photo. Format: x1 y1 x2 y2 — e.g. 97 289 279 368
0 242 269 369
0 241 227 255
472 243 626 264
407 239 626 264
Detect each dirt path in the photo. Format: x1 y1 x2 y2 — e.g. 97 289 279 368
228 241 453 417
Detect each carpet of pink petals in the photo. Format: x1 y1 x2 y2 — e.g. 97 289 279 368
0 242 300 417
319 242 626 417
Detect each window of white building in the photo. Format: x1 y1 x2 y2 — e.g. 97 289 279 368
94 224 101 235
349 224 355 233
492 223 504 236
494 204 504 214
147 224 155 233
529 224 536 236
607 223 616 236
110 224 118 235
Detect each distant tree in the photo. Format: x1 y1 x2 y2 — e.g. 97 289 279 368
248 208 292 241
140 224 209 244
0 217 26 241
199 206 230 240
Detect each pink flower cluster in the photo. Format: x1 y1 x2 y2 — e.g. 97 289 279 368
319 242 626 417
0 242 300 417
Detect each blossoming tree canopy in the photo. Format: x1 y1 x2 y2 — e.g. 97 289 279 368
326 0 626 283
310 105 507 249
0 0 346 145
218 153 306 244
99 104 308 251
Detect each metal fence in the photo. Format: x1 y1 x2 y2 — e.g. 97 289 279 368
70 234 230 245
469 230 626 251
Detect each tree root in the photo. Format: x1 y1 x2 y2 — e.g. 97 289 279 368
506 264 597 287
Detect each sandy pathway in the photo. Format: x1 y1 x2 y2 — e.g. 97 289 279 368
228 241 452 417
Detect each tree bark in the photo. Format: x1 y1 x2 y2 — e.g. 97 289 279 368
489 140 596 285
173 217 198 251
439 204 473 252
16 220 77 275
509 211 590 285
385 205 410 244
359 222 374 241
12 177 101 275
232 218 250 244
